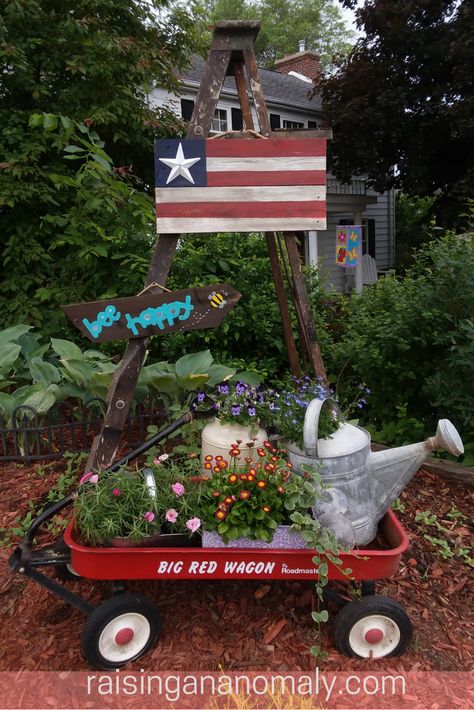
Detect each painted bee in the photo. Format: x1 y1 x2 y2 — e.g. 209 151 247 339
208 291 227 309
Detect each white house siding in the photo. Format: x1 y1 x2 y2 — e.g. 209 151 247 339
362 190 395 270
148 60 396 292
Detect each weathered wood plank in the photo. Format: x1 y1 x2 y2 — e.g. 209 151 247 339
154 217 327 233
232 61 254 130
62 284 240 343
265 232 301 377
284 232 328 384
155 185 326 203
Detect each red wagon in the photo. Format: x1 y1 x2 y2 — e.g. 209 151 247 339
9 414 413 669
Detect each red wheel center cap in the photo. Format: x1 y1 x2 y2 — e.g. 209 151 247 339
364 628 384 644
115 627 134 645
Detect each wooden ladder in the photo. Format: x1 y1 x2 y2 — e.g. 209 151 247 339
86 20 329 472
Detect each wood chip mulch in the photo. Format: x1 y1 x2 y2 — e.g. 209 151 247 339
0 460 472 673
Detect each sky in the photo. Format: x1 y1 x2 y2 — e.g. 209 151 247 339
339 1 364 37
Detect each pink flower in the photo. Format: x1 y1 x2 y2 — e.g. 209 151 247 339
79 471 99 485
153 453 169 465
143 511 155 523
166 509 178 523
186 517 201 533
172 482 185 496
112 488 121 497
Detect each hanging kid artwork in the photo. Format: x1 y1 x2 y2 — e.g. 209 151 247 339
335 226 362 268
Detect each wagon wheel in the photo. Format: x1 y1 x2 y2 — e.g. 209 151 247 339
81 593 161 669
333 595 412 659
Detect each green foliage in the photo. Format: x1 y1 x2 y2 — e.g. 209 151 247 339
319 0 474 224
0 0 201 183
0 452 86 548
75 468 162 544
140 350 236 414
197 444 322 543
264 376 342 449
0 326 120 425
414 507 473 567
156 233 290 376
324 227 474 451
0 116 154 335
395 194 437 272
196 0 354 69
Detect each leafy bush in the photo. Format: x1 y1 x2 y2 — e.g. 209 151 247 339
156 233 293 377
0 116 153 338
0 325 237 426
327 227 474 455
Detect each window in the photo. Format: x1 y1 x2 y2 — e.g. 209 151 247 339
270 113 281 129
283 119 304 129
231 107 243 130
211 108 228 133
180 99 194 122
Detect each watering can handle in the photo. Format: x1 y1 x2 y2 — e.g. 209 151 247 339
303 397 340 457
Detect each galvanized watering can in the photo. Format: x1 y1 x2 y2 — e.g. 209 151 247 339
287 398 464 546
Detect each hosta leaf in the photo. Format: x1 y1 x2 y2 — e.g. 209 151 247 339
175 350 213 378
0 324 32 345
0 343 21 375
50 337 83 361
29 357 61 386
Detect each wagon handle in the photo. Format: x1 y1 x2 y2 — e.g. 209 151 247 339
21 492 75 563
303 397 341 457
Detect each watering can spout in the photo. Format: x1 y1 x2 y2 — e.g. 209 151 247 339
369 419 464 521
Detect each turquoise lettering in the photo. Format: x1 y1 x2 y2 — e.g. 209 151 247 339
83 304 121 339
125 297 195 336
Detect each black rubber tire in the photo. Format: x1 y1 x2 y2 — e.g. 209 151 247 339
53 536 81 581
333 595 412 659
81 593 161 669
55 563 80 581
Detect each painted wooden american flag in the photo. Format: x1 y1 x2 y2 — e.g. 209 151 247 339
154 137 327 234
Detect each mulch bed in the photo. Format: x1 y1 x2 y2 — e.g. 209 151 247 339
0 459 472 673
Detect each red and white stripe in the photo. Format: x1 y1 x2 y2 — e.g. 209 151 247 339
155 138 326 234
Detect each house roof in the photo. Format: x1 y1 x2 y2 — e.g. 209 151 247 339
179 54 322 115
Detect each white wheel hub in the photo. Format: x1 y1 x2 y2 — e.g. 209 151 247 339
348 614 401 658
98 612 151 663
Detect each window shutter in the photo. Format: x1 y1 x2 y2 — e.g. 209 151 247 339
367 218 376 258
231 107 243 130
180 99 194 121
270 113 281 129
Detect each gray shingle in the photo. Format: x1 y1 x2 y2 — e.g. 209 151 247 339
179 54 322 114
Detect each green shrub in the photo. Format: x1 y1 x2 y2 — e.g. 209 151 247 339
327 227 474 453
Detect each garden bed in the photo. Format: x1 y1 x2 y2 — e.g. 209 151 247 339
0 459 472 672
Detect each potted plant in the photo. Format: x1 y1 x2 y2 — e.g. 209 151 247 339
74 456 205 547
197 440 324 548
264 376 342 453
199 381 269 470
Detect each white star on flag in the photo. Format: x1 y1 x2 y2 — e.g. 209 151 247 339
158 142 201 184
